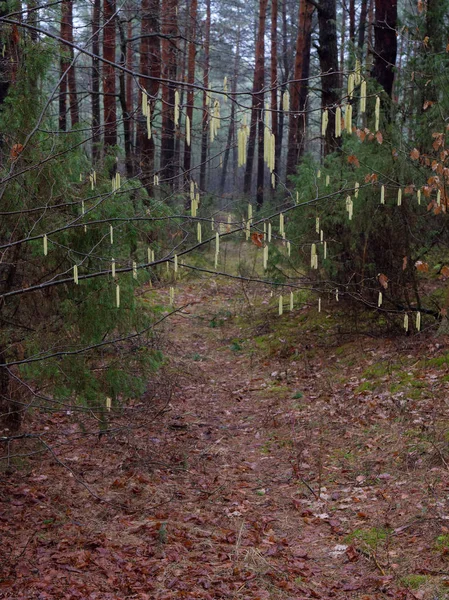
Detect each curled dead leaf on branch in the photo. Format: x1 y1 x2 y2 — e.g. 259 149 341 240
10 143 23 160
415 260 429 272
378 273 389 289
251 233 264 248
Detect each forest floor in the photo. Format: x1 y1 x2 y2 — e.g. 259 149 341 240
3 273 449 599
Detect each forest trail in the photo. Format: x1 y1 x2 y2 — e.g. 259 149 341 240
2 276 449 599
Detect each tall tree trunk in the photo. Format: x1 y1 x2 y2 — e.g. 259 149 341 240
339 0 345 87
183 0 198 183
118 17 133 177
357 0 368 59
65 1 78 127
138 0 161 192
220 27 240 196
317 0 340 156
286 0 314 179
126 18 134 152
276 0 289 181
59 1 69 131
372 0 397 99
103 0 117 148
270 0 278 190
92 0 101 162
349 0 355 45
199 0 211 191
243 0 268 203
160 0 179 185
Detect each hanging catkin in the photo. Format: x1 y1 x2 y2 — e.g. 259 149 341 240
335 106 342 137
186 115 191 147
43 234 48 256
279 295 283 316
73 265 79 285
174 89 180 126
375 95 380 131
360 80 366 114
321 109 328 136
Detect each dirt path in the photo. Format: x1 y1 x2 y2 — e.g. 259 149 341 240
2 278 449 599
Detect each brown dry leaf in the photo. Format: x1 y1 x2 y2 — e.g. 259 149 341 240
378 273 389 289
423 99 434 111
251 233 264 248
10 143 23 160
404 185 414 195
376 130 383 144
410 148 420 161
347 154 360 168
441 265 449 278
402 256 408 271
415 260 429 272
417 0 424 13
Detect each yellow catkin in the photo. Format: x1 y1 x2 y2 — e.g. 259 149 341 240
397 188 402 206
174 254 178 272
73 265 79 285
326 175 330 187
404 313 409 332
360 80 367 114
335 106 342 137
318 298 321 312
417 190 421 205
279 213 284 236
186 115 191 147
416 312 421 331
116 284 120 308
310 243 316 267
336 288 339 302
245 219 250 241
346 196 353 220
112 258 116 278
324 241 327 259
271 172 275 189
282 90 290 112
174 89 180 126
354 182 360 198
147 248 152 264
43 234 48 256
437 189 441 206
215 232 219 255
381 185 385 204
375 95 380 131
296 191 299 204
268 222 272 242
287 241 291 256
169 287 174 306
320 229 324 243
290 291 294 311
378 291 382 307
347 72 355 99
263 244 268 270
110 225 113 244
316 217 320 234
197 222 202 243
133 261 137 280
321 109 328 136
317 169 321 179
106 397 112 412
154 174 159 186
147 106 151 139
279 295 283 316
345 103 352 134
211 217 214 231
142 90 148 116
248 203 253 221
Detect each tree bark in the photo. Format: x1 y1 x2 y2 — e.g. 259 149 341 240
138 0 161 192
183 0 198 183
270 0 278 190
91 0 101 162
243 0 268 204
103 0 117 148
199 0 211 191
317 0 340 156
286 0 314 179
160 0 179 185
118 17 133 177
357 0 368 59
372 0 397 98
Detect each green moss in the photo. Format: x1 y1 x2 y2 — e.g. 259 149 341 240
400 575 428 589
345 527 390 548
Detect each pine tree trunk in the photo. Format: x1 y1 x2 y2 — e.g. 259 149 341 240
270 0 278 190
357 0 368 59
183 0 198 183
220 28 240 196
199 0 211 191
92 0 101 162
286 0 314 179
138 0 161 192
276 0 290 180
317 0 340 156
118 18 133 177
244 0 268 201
160 0 178 186
126 19 134 152
65 1 78 127
372 0 397 98
103 0 117 148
